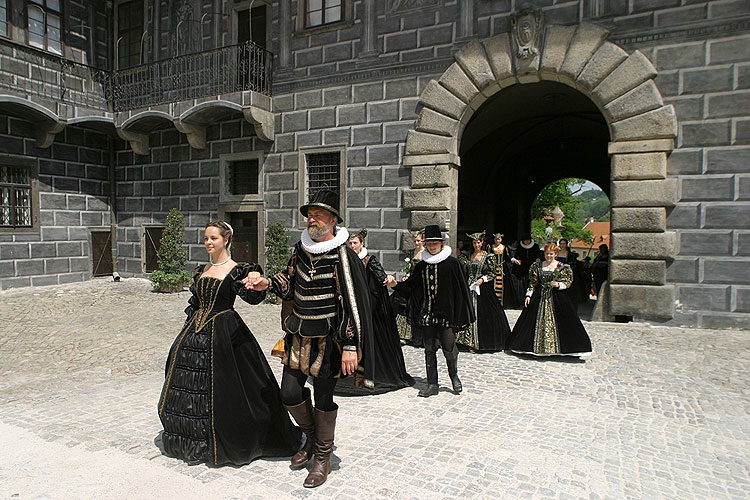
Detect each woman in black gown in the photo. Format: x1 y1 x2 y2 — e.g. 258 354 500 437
457 231 511 352
336 229 414 395
158 220 301 465
392 231 424 348
507 242 592 359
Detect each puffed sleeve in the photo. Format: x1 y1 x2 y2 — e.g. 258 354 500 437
366 254 388 283
527 262 539 297
231 262 267 305
481 254 496 282
556 264 574 289
184 265 204 318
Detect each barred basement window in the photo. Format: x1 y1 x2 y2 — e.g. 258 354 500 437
306 152 340 199
0 166 32 228
26 0 62 55
305 0 342 28
230 159 260 195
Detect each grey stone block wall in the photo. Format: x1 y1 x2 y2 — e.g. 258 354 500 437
114 119 266 276
0 116 111 290
645 27 750 328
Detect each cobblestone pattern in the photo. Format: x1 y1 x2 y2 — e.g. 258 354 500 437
1 278 748 499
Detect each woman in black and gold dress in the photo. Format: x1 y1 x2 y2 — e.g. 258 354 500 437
158 220 301 465
335 229 414 395
392 230 424 347
507 242 592 359
457 232 511 352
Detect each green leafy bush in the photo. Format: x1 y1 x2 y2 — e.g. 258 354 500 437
264 221 291 303
151 208 191 292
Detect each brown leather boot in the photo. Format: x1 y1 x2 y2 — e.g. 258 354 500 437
303 407 337 488
284 395 315 468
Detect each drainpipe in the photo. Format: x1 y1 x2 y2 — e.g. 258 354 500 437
109 133 117 274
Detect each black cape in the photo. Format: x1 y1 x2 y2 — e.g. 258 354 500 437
336 254 414 395
394 255 475 330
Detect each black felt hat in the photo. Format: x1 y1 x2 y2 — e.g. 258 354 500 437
300 189 343 223
423 224 444 241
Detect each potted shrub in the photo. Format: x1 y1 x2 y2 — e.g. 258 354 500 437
151 208 191 293
264 221 291 303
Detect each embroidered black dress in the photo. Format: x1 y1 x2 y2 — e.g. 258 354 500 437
158 263 302 465
457 252 511 352
392 258 424 348
336 254 414 395
507 262 592 358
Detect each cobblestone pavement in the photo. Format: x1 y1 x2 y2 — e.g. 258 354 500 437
1 278 749 500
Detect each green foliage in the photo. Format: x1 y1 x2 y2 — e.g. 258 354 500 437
531 178 594 245
151 208 190 292
264 221 292 302
575 189 611 223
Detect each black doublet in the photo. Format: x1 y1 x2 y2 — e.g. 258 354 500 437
286 248 340 338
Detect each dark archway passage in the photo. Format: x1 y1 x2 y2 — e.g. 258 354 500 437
457 81 610 242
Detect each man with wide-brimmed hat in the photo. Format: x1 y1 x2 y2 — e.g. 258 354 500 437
245 189 373 488
387 224 474 397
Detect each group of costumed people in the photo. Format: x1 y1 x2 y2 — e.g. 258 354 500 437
157 188 592 487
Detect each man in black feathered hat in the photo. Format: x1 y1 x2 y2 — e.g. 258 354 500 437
245 189 373 488
387 224 475 397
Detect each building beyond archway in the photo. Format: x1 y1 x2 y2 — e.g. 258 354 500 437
402 15 678 321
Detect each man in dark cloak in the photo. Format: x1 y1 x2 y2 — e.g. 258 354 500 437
245 189 373 488
387 225 474 397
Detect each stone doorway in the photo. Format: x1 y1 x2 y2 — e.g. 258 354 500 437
402 18 678 320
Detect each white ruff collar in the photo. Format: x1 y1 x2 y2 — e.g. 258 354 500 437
520 241 536 249
358 247 368 259
423 245 452 264
301 227 350 254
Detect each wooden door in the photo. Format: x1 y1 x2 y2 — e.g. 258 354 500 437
229 212 258 264
144 226 163 272
91 230 113 277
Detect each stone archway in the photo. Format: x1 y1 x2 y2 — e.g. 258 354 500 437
402 16 678 320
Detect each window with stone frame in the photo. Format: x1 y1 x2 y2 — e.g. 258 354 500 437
26 0 62 54
305 0 342 28
230 159 260 196
0 0 8 38
306 151 340 200
0 166 33 228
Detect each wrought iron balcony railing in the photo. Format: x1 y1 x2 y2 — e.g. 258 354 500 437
0 38 273 113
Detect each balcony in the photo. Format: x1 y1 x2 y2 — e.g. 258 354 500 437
0 37 273 114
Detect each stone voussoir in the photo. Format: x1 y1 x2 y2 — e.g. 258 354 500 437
604 80 665 124
611 105 678 142
608 284 675 319
418 80 466 120
403 187 452 210
610 207 667 232
592 50 657 107
611 152 668 180
610 231 676 260
415 108 460 138
611 178 678 208
610 259 667 285
454 40 496 91
540 25 577 82
559 23 608 85
576 41 629 91
482 33 517 88
438 63 481 104
410 164 453 188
